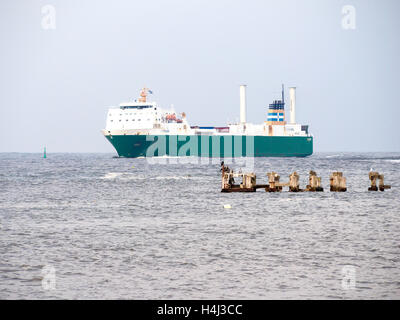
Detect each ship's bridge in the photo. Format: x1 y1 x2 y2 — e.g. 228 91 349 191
119 102 156 110
105 101 159 131
104 87 193 134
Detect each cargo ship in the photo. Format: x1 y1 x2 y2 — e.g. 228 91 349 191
101 85 313 157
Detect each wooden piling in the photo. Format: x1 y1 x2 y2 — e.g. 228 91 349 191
289 172 301 192
265 172 283 192
220 164 392 194
369 172 391 191
242 173 257 189
368 172 378 191
306 170 323 192
330 172 347 192
221 161 257 192
378 174 391 191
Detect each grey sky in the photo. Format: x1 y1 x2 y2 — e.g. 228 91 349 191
0 0 399 152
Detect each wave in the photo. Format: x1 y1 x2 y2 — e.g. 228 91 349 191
100 172 197 181
154 176 191 180
101 172 124 179
325 154 344 158
385 159 400 163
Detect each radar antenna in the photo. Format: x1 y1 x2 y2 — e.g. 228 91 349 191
138 87 153 103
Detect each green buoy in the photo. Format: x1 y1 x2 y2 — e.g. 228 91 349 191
44 147 47 159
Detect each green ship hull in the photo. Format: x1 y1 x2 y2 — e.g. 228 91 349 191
105 135 313 157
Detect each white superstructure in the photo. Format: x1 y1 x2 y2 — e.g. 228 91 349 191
102 86 310 137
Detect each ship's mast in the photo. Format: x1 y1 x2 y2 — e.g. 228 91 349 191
138 87 153 103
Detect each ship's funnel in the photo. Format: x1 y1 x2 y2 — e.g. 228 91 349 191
239 85 247 124
289 87 296 124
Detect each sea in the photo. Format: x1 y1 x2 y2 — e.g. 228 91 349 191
0 152 399 299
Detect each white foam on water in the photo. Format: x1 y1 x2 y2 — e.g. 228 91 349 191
325 154 343 158
152 155 181 159
101 172 147 180
154 176 190 180
100 173 199 181
101 172 124 179
120 174 147 181
386 159 400 163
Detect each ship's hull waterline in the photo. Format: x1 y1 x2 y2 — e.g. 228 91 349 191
105 134 313 158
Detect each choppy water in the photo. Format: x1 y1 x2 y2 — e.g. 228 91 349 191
0 152 399 299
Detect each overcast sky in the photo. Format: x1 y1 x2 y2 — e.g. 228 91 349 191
0 0 399 152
